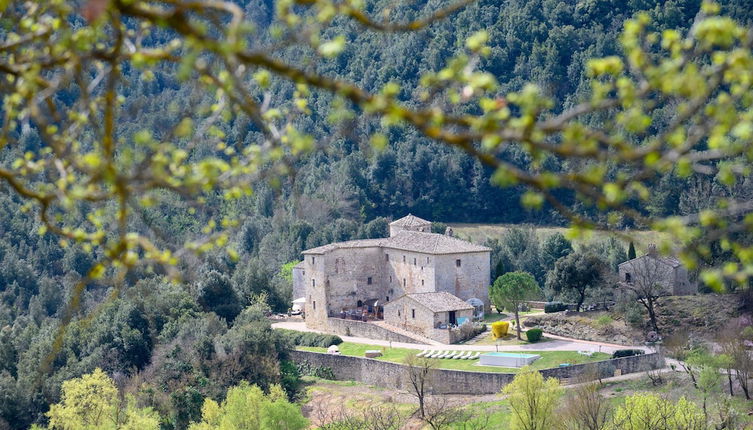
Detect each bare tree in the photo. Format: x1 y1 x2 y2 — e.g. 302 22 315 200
720 330 753 400
558 380 611 430
619 249 671 332
315 401 408 430
422 396 490 430
404 355 435 419
403 355 489 430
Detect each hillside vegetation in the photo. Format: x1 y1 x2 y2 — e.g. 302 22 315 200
1 1 753 429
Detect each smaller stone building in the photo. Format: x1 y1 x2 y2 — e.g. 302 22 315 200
383 292 474 338
618 245 696 296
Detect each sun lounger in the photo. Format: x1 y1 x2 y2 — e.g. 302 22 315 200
447 351 461 359
455 351 470 359
468 352 480 360
437 351 450 359
416 350 429 357
428 350 443 358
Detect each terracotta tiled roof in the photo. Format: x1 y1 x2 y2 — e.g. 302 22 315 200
302 238 385 255
396 292 474 312
389 214 431 227
382 231 491 254
619 254 683 268
302 231 490 255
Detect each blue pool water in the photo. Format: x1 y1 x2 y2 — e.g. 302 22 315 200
479 352 541 367
483 352 538 358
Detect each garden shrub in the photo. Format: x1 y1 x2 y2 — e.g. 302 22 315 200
612 349 645 359
491 321 510 338
544 302 567 313
278 329 343 347
526 328 543 342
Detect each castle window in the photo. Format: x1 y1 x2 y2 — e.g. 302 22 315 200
357 300 363 307
413 258 416 265
312 257 315 264
421 280 424 286
367 277 372 285
412 309 416 319
403 255 406 263
312 279 316 287
390 276 392 282
427 257 430 264
398 310 401 317
456 259 461 267
313 301 316 310
385 254 389 261
403 278 406 287
625 272 632 282
421 266 423 271
386 296 390 302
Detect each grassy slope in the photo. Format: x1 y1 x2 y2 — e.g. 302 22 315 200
297 342 611 373
448 223 667 252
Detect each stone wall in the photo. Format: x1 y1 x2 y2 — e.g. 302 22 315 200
325 318 419 344
433 253 490 309
387 250 437 296
290 350 665 395
383 296 436 337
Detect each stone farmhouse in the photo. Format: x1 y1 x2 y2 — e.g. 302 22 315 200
618 245 696 296
293 215 491 343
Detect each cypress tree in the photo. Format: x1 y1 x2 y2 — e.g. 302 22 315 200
628 241 636 260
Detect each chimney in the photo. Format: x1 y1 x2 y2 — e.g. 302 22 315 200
445 227 454 237
647 244 657 257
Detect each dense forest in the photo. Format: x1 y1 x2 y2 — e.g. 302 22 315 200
2 0 753 428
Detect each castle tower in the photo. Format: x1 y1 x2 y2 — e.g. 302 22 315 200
389 214 432 237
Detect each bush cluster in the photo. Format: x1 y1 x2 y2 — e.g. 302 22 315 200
612 349 645 359
526 328 543 342
544 302 568 313
278 329 343 347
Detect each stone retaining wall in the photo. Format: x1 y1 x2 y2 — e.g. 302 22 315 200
325 318 420 344
290 350 665 395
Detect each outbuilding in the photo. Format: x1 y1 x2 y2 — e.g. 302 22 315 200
383 292 474 338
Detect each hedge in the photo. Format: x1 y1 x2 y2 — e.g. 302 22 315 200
544 302 568 313
278 329 343 347
526 328 543 342
612 349 645 359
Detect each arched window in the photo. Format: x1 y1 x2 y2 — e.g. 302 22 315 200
357 300 363 307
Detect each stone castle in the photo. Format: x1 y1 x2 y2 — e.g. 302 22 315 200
293 215 491 343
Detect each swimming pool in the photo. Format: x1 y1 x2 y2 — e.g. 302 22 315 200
479 352 540 367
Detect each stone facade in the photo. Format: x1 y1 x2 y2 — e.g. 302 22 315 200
296 215 491 340
618 246 696 296
289 350 665 395
383 292 474 339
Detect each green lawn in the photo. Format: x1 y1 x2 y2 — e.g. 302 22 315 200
297 342 611 373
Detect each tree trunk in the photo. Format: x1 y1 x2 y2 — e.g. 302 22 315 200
515 310 522 340
576 290 585 312
738 372 750 400
638 296 660 332
727 370 734 396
